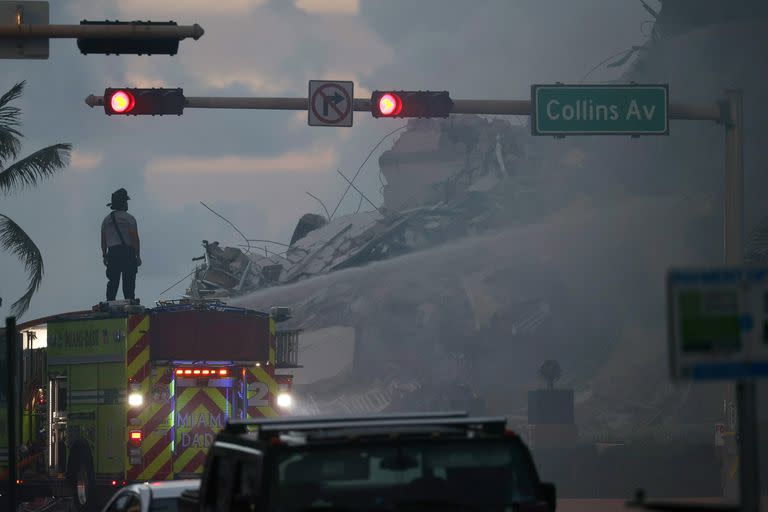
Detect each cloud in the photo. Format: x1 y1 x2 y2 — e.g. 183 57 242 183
143 146 341 224
114 0 266 16
121 73 168 88
200 71 290 95
178 6 392 96
295 0 359 15
355 83 372 97
70 150 104 171
145 146 336 175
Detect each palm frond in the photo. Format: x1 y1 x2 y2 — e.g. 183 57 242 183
0 143 71 196
0 124 22 164
0 82 25 164
0 81 24 110
0 214 44 317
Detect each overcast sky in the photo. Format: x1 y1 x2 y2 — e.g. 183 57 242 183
0 0 648 319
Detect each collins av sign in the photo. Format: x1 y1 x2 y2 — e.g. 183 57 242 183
531 84 669 136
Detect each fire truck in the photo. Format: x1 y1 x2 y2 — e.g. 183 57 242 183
0 299 301 511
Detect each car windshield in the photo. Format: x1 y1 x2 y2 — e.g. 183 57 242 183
268 439 538 512
149 497 181 512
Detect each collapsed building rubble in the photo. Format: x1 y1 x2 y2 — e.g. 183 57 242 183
186 115 528 298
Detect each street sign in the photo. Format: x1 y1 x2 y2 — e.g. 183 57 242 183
0 1 48 59
531 84 668 136
715 423 726 446
668 267 768 380
308 80 353 127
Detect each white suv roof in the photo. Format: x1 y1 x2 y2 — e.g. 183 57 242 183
136 479 199 499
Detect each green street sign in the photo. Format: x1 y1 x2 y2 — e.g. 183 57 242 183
531 84 669 136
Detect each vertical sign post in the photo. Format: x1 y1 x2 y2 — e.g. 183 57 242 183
722 89 759 512
4 316 17 512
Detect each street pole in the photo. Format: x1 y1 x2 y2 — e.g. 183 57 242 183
724 89 744 265
5 316 17 512
84 94 722 122
0 23 204 40
722 89 759 512
738 380 759 512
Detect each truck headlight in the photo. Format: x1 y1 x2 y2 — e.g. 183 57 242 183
276 392 293 409
128 392 144 407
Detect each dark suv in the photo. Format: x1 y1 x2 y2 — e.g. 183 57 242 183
196 413 556 512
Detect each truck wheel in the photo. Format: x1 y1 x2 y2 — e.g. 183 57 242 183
69 449 95 512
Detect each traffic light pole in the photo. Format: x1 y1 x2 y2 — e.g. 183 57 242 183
86 94 721 120
723 89 760 512
0 23 204 39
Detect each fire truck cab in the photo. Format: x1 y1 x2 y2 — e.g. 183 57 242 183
2 299 300 511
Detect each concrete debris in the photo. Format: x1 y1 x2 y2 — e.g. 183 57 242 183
186 240 290 299
186 115 528 298
290 213 327 245
380 115 523 211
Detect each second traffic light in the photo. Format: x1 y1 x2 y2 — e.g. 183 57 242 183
371 90 453 118
78 21 180 55
104 88 185 116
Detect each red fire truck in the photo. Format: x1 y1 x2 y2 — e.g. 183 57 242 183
0 299 300 511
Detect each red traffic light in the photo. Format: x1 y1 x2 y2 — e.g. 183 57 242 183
377 93 402 117
109 90 135 114
370 90 453 119
103 88 185 116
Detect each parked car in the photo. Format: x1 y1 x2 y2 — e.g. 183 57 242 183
101 480 200 512
197 412 556 512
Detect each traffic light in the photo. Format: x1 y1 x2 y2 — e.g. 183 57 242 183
371 90 453 118
103 88 185 116
77 21 181 55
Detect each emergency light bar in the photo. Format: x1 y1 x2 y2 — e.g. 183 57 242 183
175 367 229 377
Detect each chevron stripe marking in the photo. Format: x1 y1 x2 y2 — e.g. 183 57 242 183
173 445 200 475
136 430 170 470
181 451 208 475
127 316 149 352
251 366 279 397
127 354 150 384
139 442 172 481
176 389 228 418
141 458 172 481
126 330 149 364
256 406 279 418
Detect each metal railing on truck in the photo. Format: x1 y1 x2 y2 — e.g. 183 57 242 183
275 329 301 368
223 411 512 440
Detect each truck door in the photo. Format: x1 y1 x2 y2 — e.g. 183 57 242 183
173 367 240 478
48 375 67 475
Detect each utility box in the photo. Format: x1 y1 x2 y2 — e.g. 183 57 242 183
527 389 576 450
527 424 578 450
528 389 574 424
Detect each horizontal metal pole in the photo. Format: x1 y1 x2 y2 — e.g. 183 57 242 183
186 97 307 110
85 94 722 121
670 102 722 122
452 99 532 115
0 23 204 39
187 97 375 111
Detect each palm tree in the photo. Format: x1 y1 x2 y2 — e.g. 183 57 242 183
1 81 71 317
